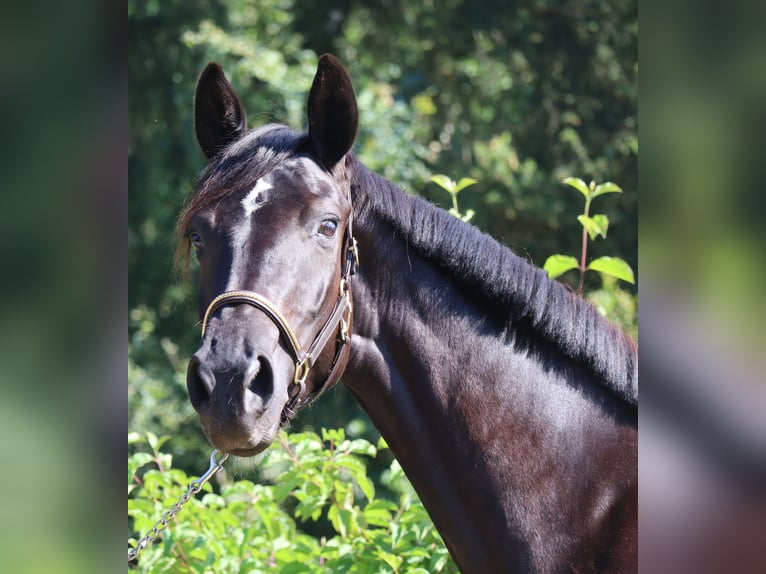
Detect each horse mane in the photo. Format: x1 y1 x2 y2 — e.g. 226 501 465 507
347 154 638 405
175 125 308 273
176 124 637 405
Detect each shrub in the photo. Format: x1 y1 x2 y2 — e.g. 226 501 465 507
128 430 457 573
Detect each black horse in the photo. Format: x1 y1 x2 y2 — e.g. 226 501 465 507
179 54 637 573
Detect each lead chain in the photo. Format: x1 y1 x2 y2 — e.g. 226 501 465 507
128 449 228 562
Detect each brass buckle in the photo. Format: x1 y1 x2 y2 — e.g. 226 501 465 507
338 278 348 298
293 356 311 386
349 238 360 268
340 299 353 341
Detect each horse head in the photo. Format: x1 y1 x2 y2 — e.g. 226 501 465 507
182 55 358 456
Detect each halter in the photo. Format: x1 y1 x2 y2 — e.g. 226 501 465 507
200 178 358 416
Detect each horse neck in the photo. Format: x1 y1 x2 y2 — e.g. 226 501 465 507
344 221 524 569
341 166 637 572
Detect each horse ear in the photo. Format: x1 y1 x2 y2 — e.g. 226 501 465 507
307 54 358 169
194 63 248 160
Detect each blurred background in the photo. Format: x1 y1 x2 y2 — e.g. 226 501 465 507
639 1 766 571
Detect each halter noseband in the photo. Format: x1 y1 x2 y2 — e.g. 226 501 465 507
199 189 358 416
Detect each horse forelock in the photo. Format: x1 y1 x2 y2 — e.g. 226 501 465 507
347 155 638 405
175 125 308 275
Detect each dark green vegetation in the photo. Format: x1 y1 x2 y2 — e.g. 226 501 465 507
129 0 636 569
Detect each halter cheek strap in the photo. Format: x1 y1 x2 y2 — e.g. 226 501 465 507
199 210 358 414
202 292 304 366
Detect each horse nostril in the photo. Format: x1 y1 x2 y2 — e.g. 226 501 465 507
247 355 274 401
187 356 214 412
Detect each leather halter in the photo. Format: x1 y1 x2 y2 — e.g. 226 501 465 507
200 181 358 417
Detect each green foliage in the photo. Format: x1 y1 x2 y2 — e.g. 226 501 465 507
542 254 580 279
129 431 457 573
543 177 635 293
586 274 638 340
586 256 635 284
430 174 478 222
325 0 637 271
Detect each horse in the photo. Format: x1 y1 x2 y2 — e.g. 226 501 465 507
179 54 638 573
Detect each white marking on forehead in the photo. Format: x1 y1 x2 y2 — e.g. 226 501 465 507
241 176 273 217
225 158 340 292
226 177 272 291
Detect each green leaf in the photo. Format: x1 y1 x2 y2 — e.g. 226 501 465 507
128 452 154 486
146 431 159 450
328 504 343 537
587 256 635 284
363 500 396 527
272 475 301 503
377 549 402 570
562 177 590 198
577 214 609 240
322 427 345 444
429 174 454 192
591 181 623 199
347 438 376 457
592 214 609 237
430 548 451 571
330 507 356 538
356 473 375 502
294 495 327 521
454 177 478 193
543 254 579 279
336 454 367 476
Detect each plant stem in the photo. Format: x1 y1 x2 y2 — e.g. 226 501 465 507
577 196 591 295
577 227 587 295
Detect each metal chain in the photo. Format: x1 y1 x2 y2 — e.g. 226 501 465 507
128 449 229 562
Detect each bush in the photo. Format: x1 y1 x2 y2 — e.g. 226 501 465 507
128 430 457 573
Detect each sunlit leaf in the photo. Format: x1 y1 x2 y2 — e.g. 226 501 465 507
347 438 376 457
377 549 402 570
591 181 623 199
328 504 343 537
411 93 437 116
562 177 590 198
429 174 454 192
591 214 609 237
356 474 375 501
146 431 159 450
577 214 609 240
128 452 153 482
543 254 579 279
454 177 478 193
587 256 635 283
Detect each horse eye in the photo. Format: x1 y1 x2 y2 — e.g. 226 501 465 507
189 231 203 248
317 220 338 238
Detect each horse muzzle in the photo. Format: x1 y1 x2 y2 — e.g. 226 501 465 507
185 317 292 455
